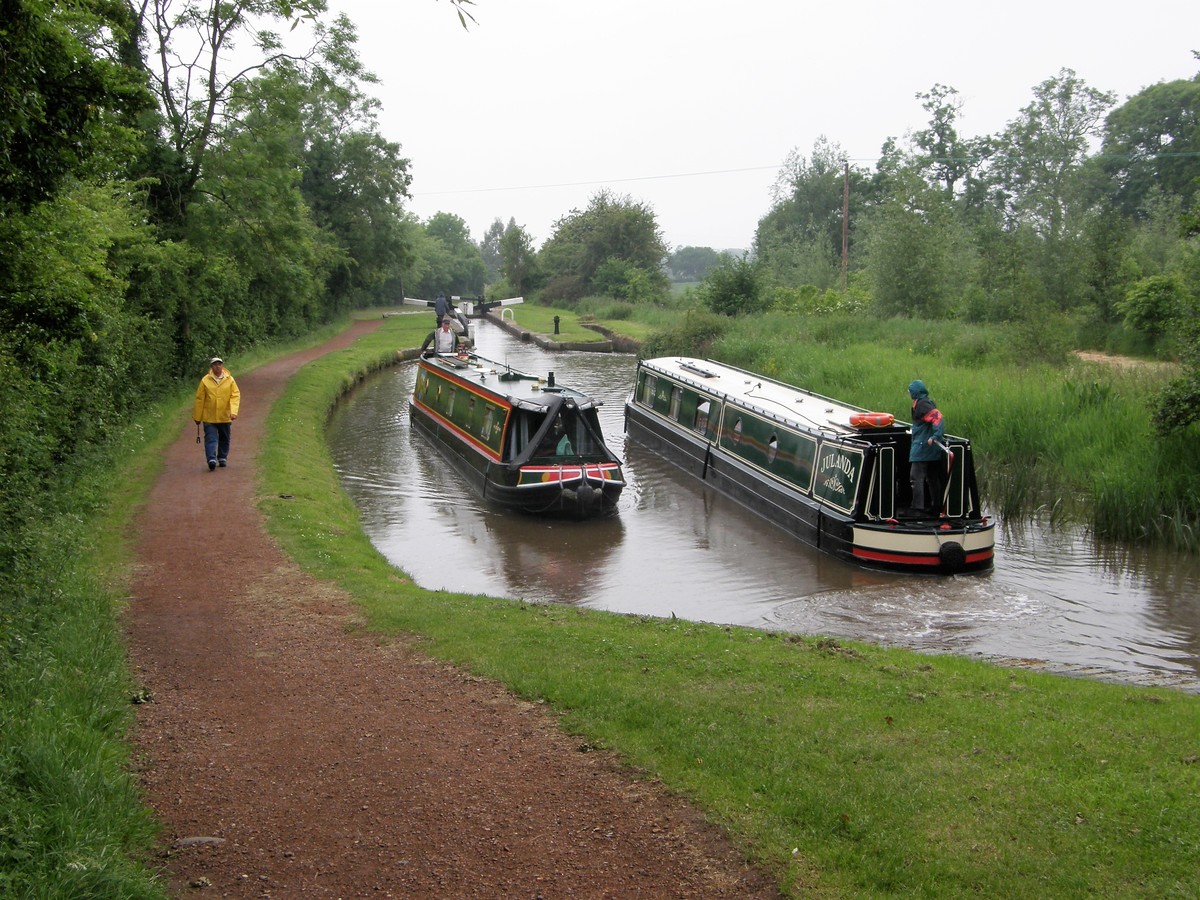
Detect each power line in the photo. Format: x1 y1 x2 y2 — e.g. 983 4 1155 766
412 164 785 198
411 150 1200 198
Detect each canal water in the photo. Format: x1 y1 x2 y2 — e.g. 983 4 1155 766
327 318 1200 692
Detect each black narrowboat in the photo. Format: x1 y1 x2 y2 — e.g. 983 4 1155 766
624 357 994 573
409 351 624 517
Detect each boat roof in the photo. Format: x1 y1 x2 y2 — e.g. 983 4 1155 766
640 356 897 437
423 352 601 412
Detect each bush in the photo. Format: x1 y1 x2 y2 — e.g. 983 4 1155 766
701 256 768 317
639 309 730 358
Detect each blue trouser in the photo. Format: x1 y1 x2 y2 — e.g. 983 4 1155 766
203 422 232 463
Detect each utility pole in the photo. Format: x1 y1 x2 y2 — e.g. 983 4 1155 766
841 162 849 290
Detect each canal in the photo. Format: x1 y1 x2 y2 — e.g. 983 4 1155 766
327 317 1200 692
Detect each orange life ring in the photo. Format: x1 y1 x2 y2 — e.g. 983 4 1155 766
850 411 895 428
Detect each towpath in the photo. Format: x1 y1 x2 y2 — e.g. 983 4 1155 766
125 320 780 897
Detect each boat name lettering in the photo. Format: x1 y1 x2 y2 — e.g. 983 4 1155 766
819 449 856 480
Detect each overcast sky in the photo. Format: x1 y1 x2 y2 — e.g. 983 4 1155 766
325 0 1197 252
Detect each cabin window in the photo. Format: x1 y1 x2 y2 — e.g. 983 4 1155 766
694 401 710 435
482 407 495 440
640 374 657 406
732 418 743 446
509 410 545 459
669 386 682 420
767 435 778 464
444 387 456 417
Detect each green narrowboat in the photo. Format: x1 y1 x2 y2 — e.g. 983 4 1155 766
624 357 994 573
410 351 624 517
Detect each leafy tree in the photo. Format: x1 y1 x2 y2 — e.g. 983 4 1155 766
1119 274 1187 336
1152 268 1200 433
755 137 872 288
702 255 768 317
1100 71 1200 217
479 218 507 282
539 189 668 298
0 0 145 212
861 166 971 318
292 19 414 308
498 222 539 295
410 212 488 297
133 0 332 227
990 68 1116 241
910 84 990 197
668 246 724 282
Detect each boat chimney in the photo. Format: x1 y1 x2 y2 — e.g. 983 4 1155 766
547 371 555 387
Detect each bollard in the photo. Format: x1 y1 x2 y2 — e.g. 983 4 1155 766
553 315 560 335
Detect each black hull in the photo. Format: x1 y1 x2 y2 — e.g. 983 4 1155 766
625 403 993 574
410 402 622 519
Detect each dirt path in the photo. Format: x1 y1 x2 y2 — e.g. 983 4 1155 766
125 322 781 898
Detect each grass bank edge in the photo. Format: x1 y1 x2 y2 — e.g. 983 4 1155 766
258 316 1200 898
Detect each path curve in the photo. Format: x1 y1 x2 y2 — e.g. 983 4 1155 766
126 322 781 897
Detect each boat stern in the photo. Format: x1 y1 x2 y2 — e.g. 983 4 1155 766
850 519 995 573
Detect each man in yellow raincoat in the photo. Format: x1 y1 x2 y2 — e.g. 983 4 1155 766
193 357 241 471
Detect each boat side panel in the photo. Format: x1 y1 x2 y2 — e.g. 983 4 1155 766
414 363 511 461
625 400 836 555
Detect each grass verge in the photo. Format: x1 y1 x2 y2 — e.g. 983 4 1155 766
0 316 365 897
259 316 1200 897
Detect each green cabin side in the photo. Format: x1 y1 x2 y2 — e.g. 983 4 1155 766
415 366 510 460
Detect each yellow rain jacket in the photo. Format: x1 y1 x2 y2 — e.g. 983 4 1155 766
193 371 241 423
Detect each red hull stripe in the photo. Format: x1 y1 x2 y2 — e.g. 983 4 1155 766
852 547 994 567
412 399 503 462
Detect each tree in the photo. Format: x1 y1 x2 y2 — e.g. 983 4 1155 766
479 218 506 282
133 0 332 227
990 69 1116 241
861 166 971 319
1100 72 1200 218
0 0 146 212
702 255 767 317
910 84 994 203
292 18 414 308
755 137 871 288
668 246 724 282
411 212 488 297
539 189 668 299
498 222 539 295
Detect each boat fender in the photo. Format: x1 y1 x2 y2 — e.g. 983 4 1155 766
938 541 966 572
850 412 895 428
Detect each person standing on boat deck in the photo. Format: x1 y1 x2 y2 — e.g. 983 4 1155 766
433 291 450 327
908 379 946 516
193 357 240 471
421 317 458 356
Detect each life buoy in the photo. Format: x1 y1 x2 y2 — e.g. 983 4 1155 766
849 411 895 428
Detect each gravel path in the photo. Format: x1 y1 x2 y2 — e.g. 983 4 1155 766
125 322 781 898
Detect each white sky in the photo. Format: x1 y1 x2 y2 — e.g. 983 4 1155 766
325 0 1198 252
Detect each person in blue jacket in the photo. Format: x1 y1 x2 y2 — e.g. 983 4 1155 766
908 379 947 516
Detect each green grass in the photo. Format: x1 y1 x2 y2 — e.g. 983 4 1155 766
257 316 1200 898
0 316 377 897
5 310 1198 895
0 390 188 897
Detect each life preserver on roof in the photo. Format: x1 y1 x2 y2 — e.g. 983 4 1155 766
849 412 895 428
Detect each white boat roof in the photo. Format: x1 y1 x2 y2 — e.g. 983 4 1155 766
426 352 599 411
641 356 891 436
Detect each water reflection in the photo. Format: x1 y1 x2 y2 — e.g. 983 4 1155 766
327 319 1200 692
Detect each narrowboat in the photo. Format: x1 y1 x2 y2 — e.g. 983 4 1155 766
624 357 994 573
409 350 624 517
